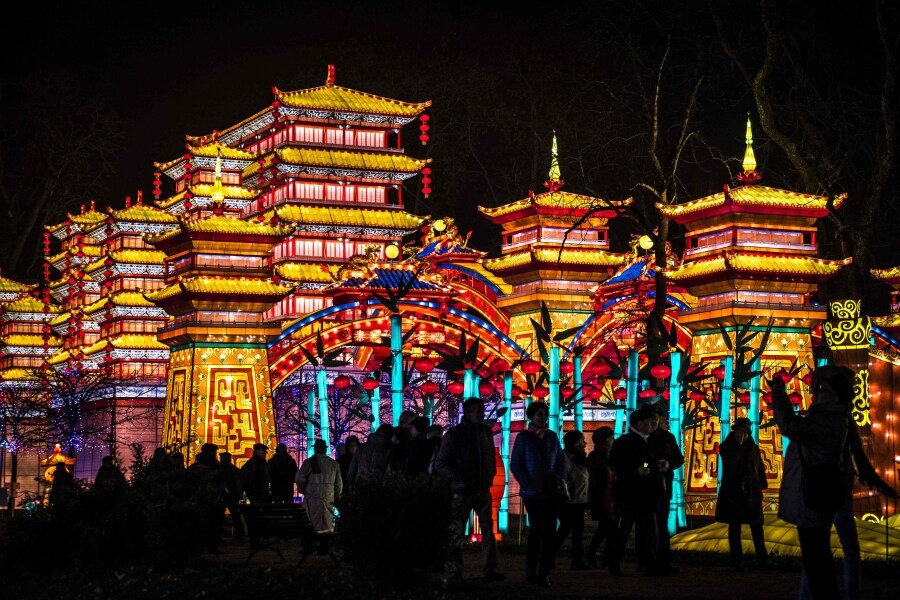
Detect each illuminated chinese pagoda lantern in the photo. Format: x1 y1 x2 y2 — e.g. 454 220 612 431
521 359 542 375
559 360 575 375
532 385 549 399
447 381 464 395
712 365 726 380
613 387 628 401
491 357 509 373
650 363 672 380
362 377 380 391
414 356 435 374
421 380 439 396
334 374 352 389
421 167 432 197
478 380 495 396
788 391 803 407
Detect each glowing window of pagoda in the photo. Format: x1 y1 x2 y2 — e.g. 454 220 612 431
266 296 329 320
325 128 347 145
511 280 596 297
356 186 385 204
540 227 602 245
288 125 324 144
697 290 805 309
113 236 151 250
196 253 263 268
689 229 733 254
507 229 539 248
324 240 353 259
735 228 814 250
197 310 260 324
326 184 347 201
107 320 160 335
354 130 385 148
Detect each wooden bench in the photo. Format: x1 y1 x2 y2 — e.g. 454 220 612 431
240 502 338 566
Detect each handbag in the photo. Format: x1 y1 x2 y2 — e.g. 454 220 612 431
528 432 570 502
798 444 845 512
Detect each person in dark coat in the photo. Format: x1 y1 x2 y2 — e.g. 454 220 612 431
336 435 359 482
772 365 851 600
586 426 617 568
647 403 685 575
267 443 298 503
715 417 768 571
608 407 665 577
555 430 591 570
510 400 568 587
240 443 271 504
406 416 438 478
219 451 245 541
93 455 126 497
346 425 394 484
187 442 225 553
48 461 75 509
432 398 505 584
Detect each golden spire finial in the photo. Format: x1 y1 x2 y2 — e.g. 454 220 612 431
543 130 565 192
211 147 225 204
737 115 761 184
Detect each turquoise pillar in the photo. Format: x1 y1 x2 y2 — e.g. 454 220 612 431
391 314 403 424
614 381 627 438
749 358 761 441
717 356 734 493
667 352 687 533
317 369 330 451
573 355 584 432
464 368 475 399
306 389 316 458
549 346 561 439
499 371 512 533
625 350 639 421
370 379 381 433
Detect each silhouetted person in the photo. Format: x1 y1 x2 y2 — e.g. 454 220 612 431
93 455 126 498
240 443 271 504
267 443 298 503
48 461 75 509
647 403 685 574
347 425 394 484
406 416 437 477
296 438 343 554
336 435 359 482
586 426 617 568
220 451 245 541
187 442 224 553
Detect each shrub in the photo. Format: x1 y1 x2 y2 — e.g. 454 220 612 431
336 471 452 587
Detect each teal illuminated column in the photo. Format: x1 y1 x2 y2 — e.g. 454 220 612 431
499 371 512 533
391 314 403 424
749 358 761 441
548 346 561 438
667 351 687 533
626 350 639 421
370 377 381 432
306 389 316 458
464 368 475 398
614 382 626 437
573 355 584 432
317 369 330 450
717 356 733 492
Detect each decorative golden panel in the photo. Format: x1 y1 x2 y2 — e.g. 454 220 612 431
823 299 871 350
852 369 871 427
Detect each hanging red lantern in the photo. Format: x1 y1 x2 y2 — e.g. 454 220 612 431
559 360 575 375
762 392 772 405
712 365 726 380
739 391 751 404
639 388 656 400
532 385 549 399
788 391 803 406
447 381 464 395
801 373 813 386
689 391 706 402
478 380 495 396
414 356 435 373
589 361 612 378
661 389 671 400
650 363 672 379
419 114 430 145
521 359 542 375
777 370 793 383
491 357 509 373
362 376 380 391
510 384 524 398
334 374 352 389
562 386 575 398
421 380 440 395
613 387 628 401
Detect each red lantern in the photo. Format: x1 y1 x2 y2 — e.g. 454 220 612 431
801 373 813 386
521 359 542 375
559 360 575 375
789 391 803 406
419 114 430 145
777 370 793 383
334 374 352 389
712 365 726 380
447 381 464 395
362 377 380 391
650 363 672 379
421 380 439 395
562 386 575 398
510 384 524 398
478 380 495 396
639 388 657 399
661 389 670 400
532 385 549 399
491 357 509 373
762 392 772 405
613 387 628 401
739 391 751 404
414 356 435 373
689 391 706 402
589 361 612 378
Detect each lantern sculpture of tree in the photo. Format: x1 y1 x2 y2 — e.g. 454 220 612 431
296 332 348 454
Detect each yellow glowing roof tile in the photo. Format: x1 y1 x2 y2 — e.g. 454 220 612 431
873 313 900 328
82 291 156 314
665 254 851 280
446 262 513 295
483 251 533 272
186 143 257 161
2 334 60 347
68 209 108 226
658 186 847 218
146 276 293 301
272 204 425 230
478 192 628 218
1 296 60 314
111 334 168 350
663 257 728 280
533 248 626 267
46 349 71 365
84 250 167 273
872 266 900 281
146 215 294 244
48 245 103 264
245 147 429 178
0 368 39 381
0 276 35 294
275 262 338 283
48 311 71 326
189 183 261 200
274 84 430 117
155 190 188 210
107 203 179 224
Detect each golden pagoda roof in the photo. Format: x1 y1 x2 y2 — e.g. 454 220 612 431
2 334 60 347
146 215 294 243
478 191 628 219
483 247 626 272
155 143 258 171
871 266 900 282
146 276 293 302
48 311 71 327
245 147 429 178
83 334 169 355
84 250 167 274
873 313 900 328
663 253 852 281
0 276 35 295
274 82 430 118
483 251 532 272
82 292 157 314
275 262 339 283
271 204 425 230
105 203 179 224
0 368 39 381
47 244 103 264
657 185 847 220
1 296 60 314
46 349 72 365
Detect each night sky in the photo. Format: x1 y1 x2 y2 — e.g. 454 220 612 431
4 2 897 299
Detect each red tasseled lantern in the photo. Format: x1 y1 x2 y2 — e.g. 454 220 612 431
491 358 509 373
447 381 464 395
334 374 352 389
419 114 430 145
639 388 656 399
712 365 726 380
801 373 813 386
789 391 803 406
739 391 751 404
478 380 495 396
650 363 672 380
562 386 575 398
414 356 435 373
362 376 380 391
613 387 628 401
689 391 706 402
521 359 542 375
421 380 439 395
559 360 575 375
777 370 793 383
762 392 772 405
661 389 671 400
532 385 549 399
511 384 524 398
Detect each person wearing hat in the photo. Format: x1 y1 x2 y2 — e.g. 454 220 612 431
240 442 272 504
296 438 342 552
267 442 298 504
715 416 769 571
